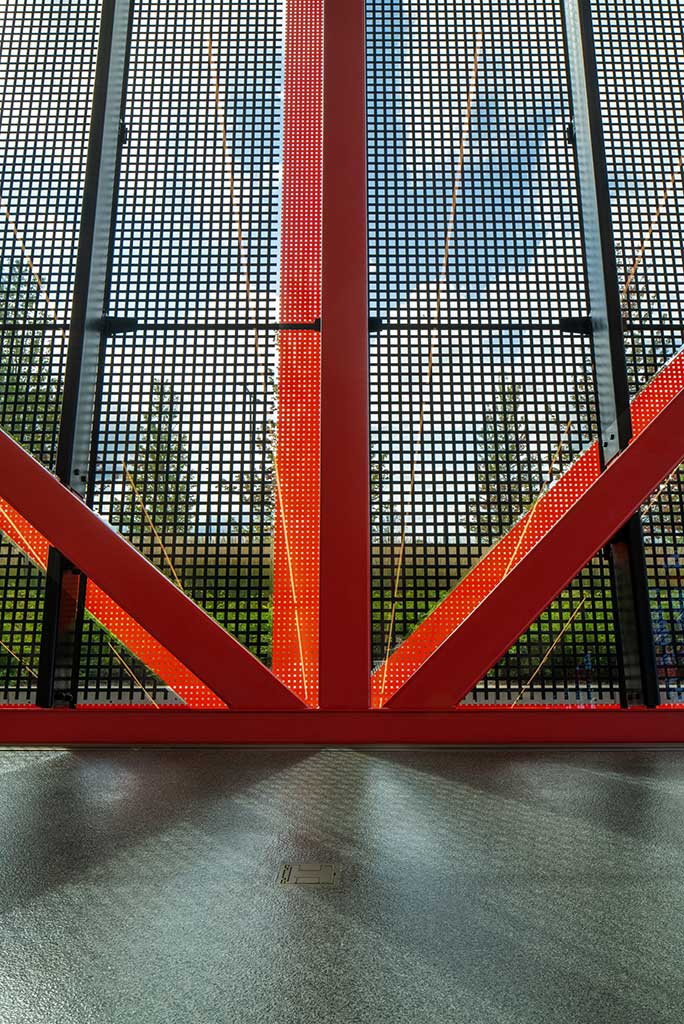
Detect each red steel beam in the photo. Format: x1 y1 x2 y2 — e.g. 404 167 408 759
0 497 225 708
375 349 684 705
386 387 684 710
318 0 370 709
0 428 304 711
1 705 683 745
272 0 323 705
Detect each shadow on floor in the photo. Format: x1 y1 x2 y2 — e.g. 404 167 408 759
1 746 683 1024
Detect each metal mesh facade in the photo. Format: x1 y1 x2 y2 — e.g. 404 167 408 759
0 1 100 466
593 1 684 694
78 616 182 705
87 0 284 683
471 554 620 704
366 0 625 702
0 537 43 702
0 0 681 709
642 462 684 701
0 0 300 705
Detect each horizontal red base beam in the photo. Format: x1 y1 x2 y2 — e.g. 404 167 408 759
1 707 683 745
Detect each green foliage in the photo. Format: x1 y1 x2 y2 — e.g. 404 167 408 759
221 369 276 537
370 446 401 542
111 379 196 541
0 260 61 459
464 379 540 555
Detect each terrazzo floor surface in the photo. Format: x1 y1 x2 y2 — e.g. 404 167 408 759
1 746 683 1023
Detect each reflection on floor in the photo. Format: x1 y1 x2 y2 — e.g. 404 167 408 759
1 746 683 1024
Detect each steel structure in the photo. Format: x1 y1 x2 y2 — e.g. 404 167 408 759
0 0 683 743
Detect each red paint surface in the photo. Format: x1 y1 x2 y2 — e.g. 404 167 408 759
0 432 304 711
272 0 323 705
318 0 370 709
1 705 682 745
0 498 223 708
387 384 684 709
375 349 684 706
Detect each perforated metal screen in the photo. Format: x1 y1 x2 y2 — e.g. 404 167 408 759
642 462 684 701
0 0 323 706
366 0 626 704
0 1 100 463
86 1 282 688
592 1 684 694
0 3 100 410
80 0 322 705
0 1 100 701
0 0 681 708
0 537 43 702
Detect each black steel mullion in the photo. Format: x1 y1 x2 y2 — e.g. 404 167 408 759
36 0 133 708
86 0 135 512
56 0 133 493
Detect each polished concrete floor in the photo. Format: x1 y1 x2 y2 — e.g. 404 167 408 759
1 746 683 1024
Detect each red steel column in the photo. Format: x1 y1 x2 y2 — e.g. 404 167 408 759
318 0 370 709
272 0 323 705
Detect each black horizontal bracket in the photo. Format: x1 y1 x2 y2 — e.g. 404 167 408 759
274 317 321 331
559 315 593 335
90 315 383 335
98 315 138 336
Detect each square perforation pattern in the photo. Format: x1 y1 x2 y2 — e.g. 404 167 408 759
366 0 622 703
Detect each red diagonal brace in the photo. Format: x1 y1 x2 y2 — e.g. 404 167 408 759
0 496 226 708
386 388 684 710
0 428 304 711
374 350 684 705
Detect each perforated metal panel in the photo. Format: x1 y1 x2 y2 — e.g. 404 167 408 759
471 554 620 704
0 1 100 467
594 0 684 695
0 537 43 702
78 616 182 705
0 0 323 708
88 0 286 685
0 1 100 703
642 462 684 699
366 0 624 704
0 0 681 709
271 0 323 704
